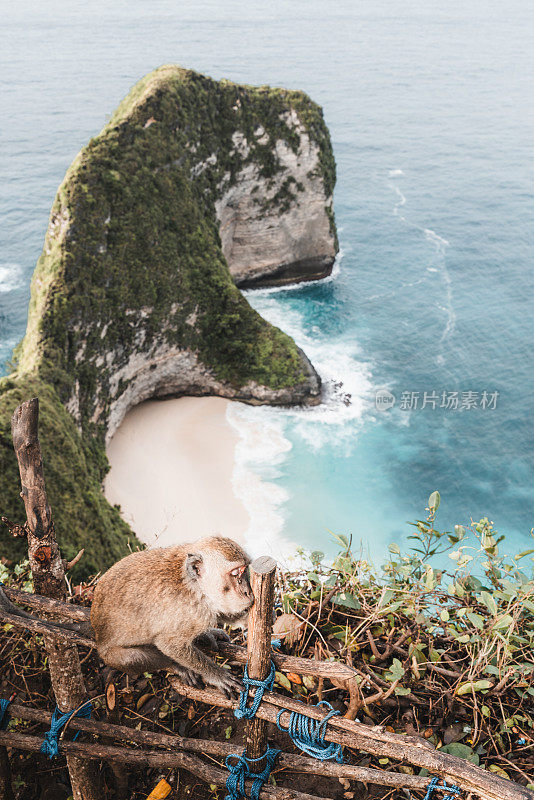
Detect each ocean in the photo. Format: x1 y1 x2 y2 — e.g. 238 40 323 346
2 0 533 565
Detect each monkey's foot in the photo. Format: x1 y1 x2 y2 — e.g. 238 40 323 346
194 628 231 652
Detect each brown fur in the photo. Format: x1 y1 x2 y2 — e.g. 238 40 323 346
90 536 252 696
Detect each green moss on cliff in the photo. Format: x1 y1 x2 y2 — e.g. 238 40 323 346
0 376 134 577
1 66 336 576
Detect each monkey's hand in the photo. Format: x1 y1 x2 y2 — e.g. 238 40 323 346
194 628 231 652
170 664 204 688
209 668 242 699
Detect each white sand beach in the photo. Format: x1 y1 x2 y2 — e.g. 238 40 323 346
104 397 250 549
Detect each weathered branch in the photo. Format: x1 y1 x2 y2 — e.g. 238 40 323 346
10 398 99 800
168 680 534 800
0 587 358 681
0 731 320 800
5 702 449 792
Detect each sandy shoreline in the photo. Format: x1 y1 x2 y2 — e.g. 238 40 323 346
104 397 250 549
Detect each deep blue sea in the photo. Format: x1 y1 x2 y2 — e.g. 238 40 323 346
2 0 534 564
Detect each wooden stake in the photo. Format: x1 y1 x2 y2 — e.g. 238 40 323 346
245 555 277 771
11 398 99 800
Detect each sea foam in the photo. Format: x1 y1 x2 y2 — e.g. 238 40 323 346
228 251 374 560
0 263 23 293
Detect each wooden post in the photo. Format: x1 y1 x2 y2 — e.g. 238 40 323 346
11 398 99 800
245 555 277 771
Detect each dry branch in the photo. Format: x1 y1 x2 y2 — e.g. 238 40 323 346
2 590 532 799
168 679 534 800
5 703 450 792
0 588 358 681
0 731 320 800
10 398 99 800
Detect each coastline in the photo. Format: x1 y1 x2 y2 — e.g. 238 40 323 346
104 396 250 549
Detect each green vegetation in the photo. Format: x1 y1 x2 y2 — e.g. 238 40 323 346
1 493 532 796
0 66 336 576
274 492 534 785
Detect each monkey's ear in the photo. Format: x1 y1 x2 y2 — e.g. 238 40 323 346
186 553 203 581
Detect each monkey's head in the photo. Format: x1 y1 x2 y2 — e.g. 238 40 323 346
185 536 253 622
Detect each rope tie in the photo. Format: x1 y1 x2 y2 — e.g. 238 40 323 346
424 776 462 800
234 661 276 720
225 747 280 800
276 701 343 762
0 698 11 731
40 701 92 759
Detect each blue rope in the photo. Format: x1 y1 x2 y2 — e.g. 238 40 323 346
271 639 281 649
276 701 343 762
0 699 11 731
234 661 276 720
225 747 280 800
40 701 92 759
424 776 462 800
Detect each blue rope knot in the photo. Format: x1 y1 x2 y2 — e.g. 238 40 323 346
225 747 280 800
40 701 92 759
424 776 462 800
276 700 343 763
0 698 11 731
234 661 276 720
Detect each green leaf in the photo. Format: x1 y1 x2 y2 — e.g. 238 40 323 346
457 679 492 696
388 543 401 555
515 548 534 560
493 614 514 630
439 743 479 765
332 592 361 610
424 566 435 591
479 590 497 615
466 612 485 630
428 491 440 511
440 609 450 623
275 672 292 691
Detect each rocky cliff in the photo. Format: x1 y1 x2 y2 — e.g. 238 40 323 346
0 66 338 575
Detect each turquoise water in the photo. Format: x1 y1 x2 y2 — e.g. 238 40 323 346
2 1 534 562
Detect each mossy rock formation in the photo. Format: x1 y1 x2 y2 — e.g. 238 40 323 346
0 65 338 576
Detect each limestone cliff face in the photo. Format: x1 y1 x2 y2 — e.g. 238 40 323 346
215 111 337 287
0 66 338 576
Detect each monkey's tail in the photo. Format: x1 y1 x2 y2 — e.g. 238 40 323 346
0 587 93 636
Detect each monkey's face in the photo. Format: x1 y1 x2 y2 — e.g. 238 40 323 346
191 552 253 620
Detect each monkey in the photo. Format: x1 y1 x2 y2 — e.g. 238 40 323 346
0 536 253 697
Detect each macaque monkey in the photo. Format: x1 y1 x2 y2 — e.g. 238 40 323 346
0 536 253 697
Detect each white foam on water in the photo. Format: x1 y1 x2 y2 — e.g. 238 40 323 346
229 253 374 559
392 186 407 221
227 402 298 563
387 176 456 356
424 230 456 347
388 169 404 177
424 228 450 249
0 264 23 293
